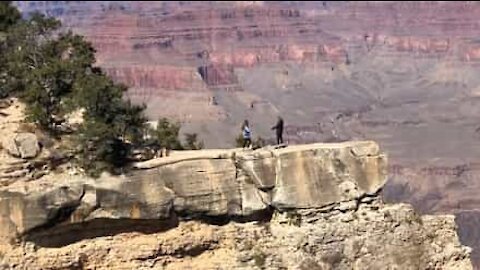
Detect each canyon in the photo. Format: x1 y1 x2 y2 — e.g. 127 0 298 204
12 1 480 267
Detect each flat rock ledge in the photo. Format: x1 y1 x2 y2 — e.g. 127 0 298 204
0 141 386 245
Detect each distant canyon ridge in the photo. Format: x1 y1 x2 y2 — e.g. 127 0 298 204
13 1 480 267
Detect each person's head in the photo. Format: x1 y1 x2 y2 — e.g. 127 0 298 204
243 119 249 127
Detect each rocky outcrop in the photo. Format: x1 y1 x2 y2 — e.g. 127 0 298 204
0 202 473 270
2 133 40 159
0 141 472 269
0 141 385 242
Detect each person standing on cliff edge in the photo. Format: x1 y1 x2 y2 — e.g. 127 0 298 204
242 120 252 149
271 116 284 145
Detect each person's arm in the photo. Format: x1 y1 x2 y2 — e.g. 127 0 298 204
272 121 279 130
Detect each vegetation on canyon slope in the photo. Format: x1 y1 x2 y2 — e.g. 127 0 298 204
0 2 201 177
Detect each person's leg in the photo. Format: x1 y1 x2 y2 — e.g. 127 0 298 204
243 138 247 148
279 134 283 144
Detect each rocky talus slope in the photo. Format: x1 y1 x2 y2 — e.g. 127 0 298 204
0 141 472 269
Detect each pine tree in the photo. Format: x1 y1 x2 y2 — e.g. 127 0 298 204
72 71 148 176
0 2 20 32
150 118 184 151
0 3 189 177
0 1 21 97
3 14 95 131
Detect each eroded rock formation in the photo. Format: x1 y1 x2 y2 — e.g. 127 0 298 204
0 141 472 269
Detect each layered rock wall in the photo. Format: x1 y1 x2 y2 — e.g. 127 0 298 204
14 1 480 90
0 141 472 269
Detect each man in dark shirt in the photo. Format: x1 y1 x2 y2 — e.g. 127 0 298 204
271 116 284 145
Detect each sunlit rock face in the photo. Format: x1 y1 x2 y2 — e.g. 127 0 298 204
0 142 473 269
12 1 480 265
0 141 386 242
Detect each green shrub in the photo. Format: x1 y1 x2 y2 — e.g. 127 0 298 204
184 133 204 150
148 118 183 151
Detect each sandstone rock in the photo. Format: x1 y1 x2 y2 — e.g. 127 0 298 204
3 133 40 159
0 141 473 269
0 181 85 240
3 137 20 158
1 203 472 270
0 141 385 243
236 149 277 189
271 141 386 209
0 99 12 109
159 158 239 216
85 173 175 220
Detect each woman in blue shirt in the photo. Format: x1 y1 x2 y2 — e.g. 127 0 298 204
242 120 252 149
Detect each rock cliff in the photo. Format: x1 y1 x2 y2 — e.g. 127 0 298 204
0 142 472 269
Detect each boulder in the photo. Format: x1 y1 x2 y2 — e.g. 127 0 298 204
3 133 40 159
271 141 387 208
